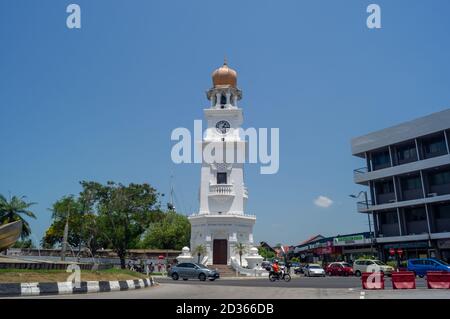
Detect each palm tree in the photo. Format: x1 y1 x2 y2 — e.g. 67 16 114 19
234 242 248 266
0 194 37 238
193 244 207 263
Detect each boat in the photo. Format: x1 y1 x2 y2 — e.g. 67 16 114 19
0 220 22 252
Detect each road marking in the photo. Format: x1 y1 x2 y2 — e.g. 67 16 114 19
360 291 365 299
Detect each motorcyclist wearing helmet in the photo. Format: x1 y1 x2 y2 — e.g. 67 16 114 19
272 259 281 277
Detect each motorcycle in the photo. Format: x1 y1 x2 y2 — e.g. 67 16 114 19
267 266 291 282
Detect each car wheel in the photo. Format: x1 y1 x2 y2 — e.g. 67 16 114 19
172 273 179 280
326 271 332 276
344 272 349 277
355 270 361 277
199 273 206 281
209 278 215 281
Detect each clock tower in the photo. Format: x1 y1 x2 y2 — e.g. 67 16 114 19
189 60 256 266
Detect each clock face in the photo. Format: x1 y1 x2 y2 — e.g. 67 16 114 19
215 120 231 134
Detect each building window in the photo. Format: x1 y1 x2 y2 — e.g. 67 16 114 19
396 143 417 164
401 176 422 190
422 134 447 159
435 204 450 219
376 180 394 194
429 170 450 186
372 150 391 170
220 94 227 105
217 172 227 184
405 207 427 222
380 211 398 225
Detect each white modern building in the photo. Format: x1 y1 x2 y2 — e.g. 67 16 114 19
351 109 450 262
188 61 256 266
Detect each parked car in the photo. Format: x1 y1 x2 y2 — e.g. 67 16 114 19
407 258 450 278
168 262 220 281
304 264 326 277
325 262 353 276
353 259 394 277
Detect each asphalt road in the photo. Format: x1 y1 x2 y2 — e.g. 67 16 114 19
11 280 450 299
9 275 447 299
156 275 429 289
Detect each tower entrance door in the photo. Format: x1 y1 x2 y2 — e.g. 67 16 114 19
213 239 228 264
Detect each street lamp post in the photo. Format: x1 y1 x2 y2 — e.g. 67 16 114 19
61 208 70 261
350 191 375 256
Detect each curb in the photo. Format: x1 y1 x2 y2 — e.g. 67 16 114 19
0 277 155 297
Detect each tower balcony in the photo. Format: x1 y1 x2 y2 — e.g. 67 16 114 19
209 184 235 198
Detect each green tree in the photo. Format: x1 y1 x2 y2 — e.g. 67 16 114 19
234 242 248 266
0 194 36 238
81 181 163 268
42 196 83 249
140 211 190 251
193 244 207 263
258 246 275 260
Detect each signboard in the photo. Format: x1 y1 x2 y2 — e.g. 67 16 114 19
333 235 368 246
383 241 428 249
335 235 364 242
389 248 395 256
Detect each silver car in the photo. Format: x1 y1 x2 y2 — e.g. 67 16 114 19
168 262 220 281
304 264 326 277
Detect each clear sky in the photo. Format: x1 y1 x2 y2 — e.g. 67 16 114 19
1 0 450 246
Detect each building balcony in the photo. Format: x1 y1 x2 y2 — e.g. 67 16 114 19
209 184 235 197
353 154 450 185
357 193 450 212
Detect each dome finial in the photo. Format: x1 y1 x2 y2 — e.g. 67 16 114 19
212 59 237 87
223 55 228 66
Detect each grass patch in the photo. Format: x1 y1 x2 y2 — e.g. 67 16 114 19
0 267 149 283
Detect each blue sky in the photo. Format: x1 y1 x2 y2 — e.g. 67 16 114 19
1 0 450 246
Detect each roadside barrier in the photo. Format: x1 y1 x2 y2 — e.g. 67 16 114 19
391 271 416 289
361 272 384 289
427 271 450 289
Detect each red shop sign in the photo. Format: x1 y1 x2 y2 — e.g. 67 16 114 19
389 248 396 256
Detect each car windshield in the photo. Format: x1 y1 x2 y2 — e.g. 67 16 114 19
342 263 351 267
309 265 321 269
374 261 386 266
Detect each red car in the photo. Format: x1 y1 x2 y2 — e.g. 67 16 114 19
325 262 353 276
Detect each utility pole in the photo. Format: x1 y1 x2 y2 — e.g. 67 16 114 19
350 191 375 256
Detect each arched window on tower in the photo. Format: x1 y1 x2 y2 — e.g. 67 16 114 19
220 94 227 106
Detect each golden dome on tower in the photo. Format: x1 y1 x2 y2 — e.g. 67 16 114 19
212 59 237 88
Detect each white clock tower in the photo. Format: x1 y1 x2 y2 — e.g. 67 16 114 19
189 60 256 266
